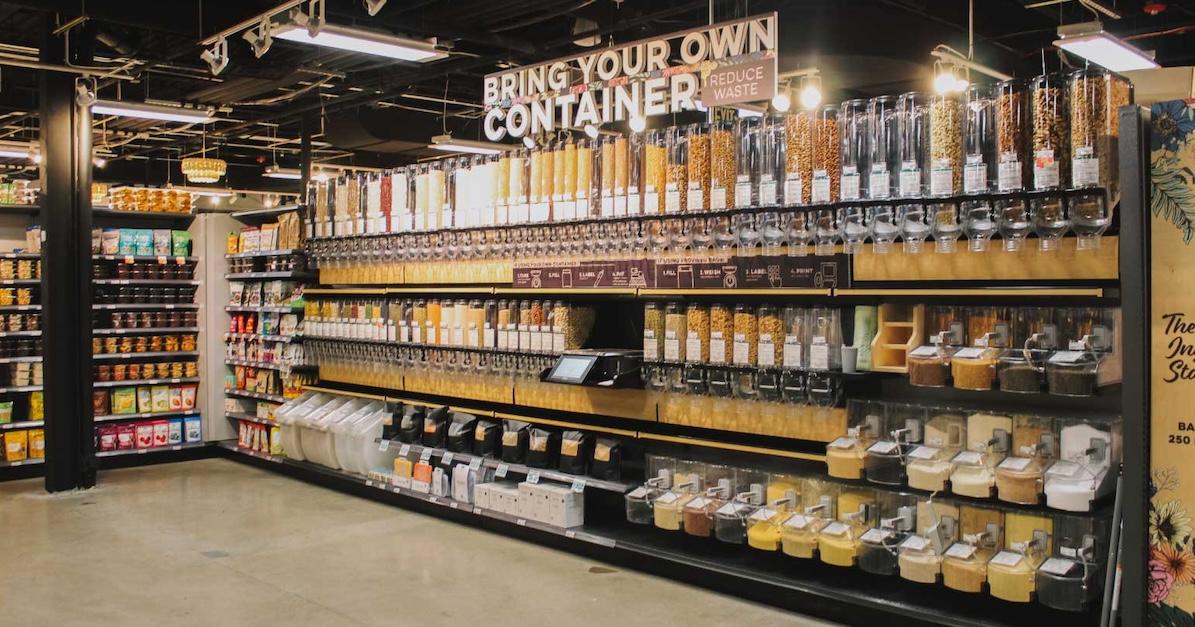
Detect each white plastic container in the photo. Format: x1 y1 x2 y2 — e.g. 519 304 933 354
302 398 369 469
274 393 337 461
333 401 384 474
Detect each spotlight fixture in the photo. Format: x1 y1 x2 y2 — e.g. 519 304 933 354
264 165 303 180
276 10 446 62
798 75 822 111
736 104 766 119
583 124 599 139
201 37 229 76
243 19 273 58
522 136 537 149
364 0 387 16
930 46 1011 82
91 99 216 124
94 157 107 168
1054 20 1160 71
628 115 646 133
771 89 791 113
430 134 510 155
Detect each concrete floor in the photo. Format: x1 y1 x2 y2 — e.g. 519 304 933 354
0 459 835 626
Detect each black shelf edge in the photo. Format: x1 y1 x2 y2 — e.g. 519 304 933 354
94 409 201 423
224 412 274 426
95 441 206 457
93 327 200 336
230 204 303 220
93 351 200 361
224 271 314 280
224 389 287 403
94 377 200 388
0 204 38 216
92 208 196 221
92 303 200 311
225 249 304 259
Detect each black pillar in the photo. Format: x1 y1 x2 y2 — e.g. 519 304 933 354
39 18 95 492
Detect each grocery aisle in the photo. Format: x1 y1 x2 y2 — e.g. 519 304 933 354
0 459 831 627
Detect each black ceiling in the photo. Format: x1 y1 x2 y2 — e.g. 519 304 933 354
0 0 1190 188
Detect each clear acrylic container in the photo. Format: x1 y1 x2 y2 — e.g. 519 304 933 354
929 92 965 197
1046 307 1114 397
950 307 1012 391
995 414 1055 505
826 400 882 479
643 130 666 214
653 461 704 531
818 488 877 567
625 133 642 216
908 306 965 387
906 409 966 491
997 307 1057 393
1070 190 1112 250
685 303 710 365
811 105 840 204
941 506 1004 593
899 499 960 584
814 207 841 256
782 306 809 370
784 111 813 205
898 91 930 198
962 200 996 252
1031 73 1070 191
964 85 997 194
710 121 736 210
625 454 675 524
865 403 926 486
840 98 869 200
995 79 1030 193
682 465 734 538
998 197 1031 251
858 493 916 575
1069 67 1132 192
1044 416 1120 511
1031 195 1069 251
808 307 842 371
735 117 762 209
714 471 767 544
642 302 665 363
899 203 930 253
869 204 899 253
786 210 814 256
842 205 870 254
746 475 801 551
665 126 688 214
868 95 899 200
709 303 733 366
687 123 710 212
950 412 1013 498
1036 515 1107 612
732 304 758 367
757 304 783 368
759 115 786 207
931 202 961 253
781 479 839 559
988 512 1052 603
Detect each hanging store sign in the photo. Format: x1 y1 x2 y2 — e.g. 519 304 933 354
482 13 778 140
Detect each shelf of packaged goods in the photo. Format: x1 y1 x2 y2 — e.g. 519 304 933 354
0 420 42 431
0 279 39 286
0 305 39 312
225 249 303 259
0 457 43 468
224 359 313 371
230 204 302 220
93 327 199 336
641 288 833 297
93 351 200 360
0 330 40 338
224 304 301 314
95 441 206 457
0 355 40 364
304 287 388 296
225 412 274 426
224 271 314 280
0 204 38 216
373 437 634 493
93 279 201 286
93 303 199 311
835 287 1109 298
304 385 388 401
302 334 561 357
93 254 198 263
94 409 200 423
92 208 196 221
637 432 828 463
224 389 287 403
0 385 42 393
94 377 200 388
224 333 298 343
0 252 39 259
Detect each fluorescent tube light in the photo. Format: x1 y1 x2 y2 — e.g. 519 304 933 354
1055 21 1159 72
264 166 303 180
0 141 38 161
91 99 216 123
0 149 31 160
274 22 447 62
430 134 509 156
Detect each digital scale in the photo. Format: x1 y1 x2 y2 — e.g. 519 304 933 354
542 349 643 388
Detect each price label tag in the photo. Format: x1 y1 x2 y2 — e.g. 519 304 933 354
784 515 811 530
952 450 983 465
419 449 433 464
156 256 167 265
496 463 509 478
997 456 1032 471
945 543 977 559
867 441 899 455
124 255 135 264
907 445 940 461
526 470 541 484
954 347 985 359
821 521 849 536
901 535 929 551
441 452 454 466
990 551 1024 567
395 443 410 457
860 528 891 544
1040 557 1077 576
378 440 390 452
828 436 857 449
571 479 586 493
749 507 776 522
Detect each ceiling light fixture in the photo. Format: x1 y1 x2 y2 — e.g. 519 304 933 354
0 141 39 162
201 37 229 75
274 19 447 62
930 46 1012 81
1054 20 1160 71
583 124 599 139
771 89 791 113
430 134 510 155
264 165 303 180
522 136 537 149
91 99 216 123
798 75 822 111
628 115 646 133
243 19 273 58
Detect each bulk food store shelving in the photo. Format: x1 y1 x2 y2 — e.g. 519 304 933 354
213 79 1147 627
0 181 44 476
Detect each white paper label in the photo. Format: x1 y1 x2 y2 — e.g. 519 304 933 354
749 507 777 522
899 165 921 196
868 441 899 455
784 174 802 205
664 189 681 214
953 451 983 466
1047 461 1082 479
734 180 752 207
686 497 709 509
902 535 930 551
655 491 680 505
1040 557 1078 576
760 179 778 206
687 187 704 211
710 187 727 210
484 328 496 348
710 337 726 365
552 332 565 353
1034 149 1060 188
643 335 659 361
841 172 861 200
945 543 977 559
497 329 509 350
784 515 811 530
964 160 987 193
758 336 775 367
861 528 892 544
519 330 531 350
664 337 680 362
600 196 614 217
908 445 940 461
643 191 659 213
990 551 1024 568
1074 153 1099 187
686 334 703 363
733 335 750 365
821 521 850 537
954 347 985 359
809 343 829 370
828 436 857 450
811 171 831 203
869 169 889 198
783 338 803 368
910 345 939 358
627 487 649 499
613 193 627 217
715 502 742 516
930 160 954 196
1048 350 1085 364
998 156 1022 191
998 456 1032 471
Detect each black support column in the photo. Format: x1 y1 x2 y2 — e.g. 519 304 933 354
39 18 96 492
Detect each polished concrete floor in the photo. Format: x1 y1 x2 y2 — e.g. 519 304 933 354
0 459 835 626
